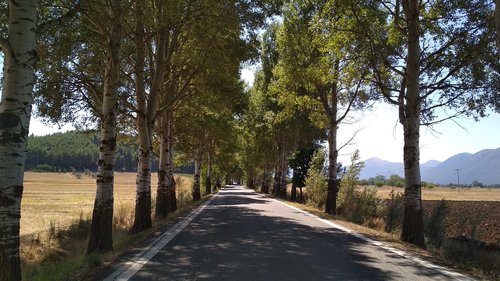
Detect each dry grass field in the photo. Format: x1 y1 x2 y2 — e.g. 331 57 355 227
376 185 500 201
21 172 193 236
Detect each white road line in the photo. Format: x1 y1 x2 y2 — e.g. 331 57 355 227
270 196 474 281
103 195 218 281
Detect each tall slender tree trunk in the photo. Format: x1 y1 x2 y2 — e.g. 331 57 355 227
156 111 176 217
0 1 38 279
272 164 280 196
325 120 339 214
261 164 269 194
131 0 152 232
88 0 122 254
205 151 212 195
279 147 288 199
400 0 425 248
193 141 202 201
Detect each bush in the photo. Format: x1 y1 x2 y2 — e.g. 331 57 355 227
304 149 327 208
337 150 381 225
375 181 384 188
31 164 55 172
383 190 404 233
425 199 448 248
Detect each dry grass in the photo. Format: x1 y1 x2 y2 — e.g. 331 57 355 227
21 172 193 236
376 186 500 201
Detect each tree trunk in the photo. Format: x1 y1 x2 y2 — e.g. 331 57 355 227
261 165 269 194
131 0 152 232
279 148 288 199
291 183 297 202
156 111 176 218
205 151 212 195
400 0 426 248
0 1 38 279
325 120 339 214
88 0 122 254
192 142 202 201
272 164 280 196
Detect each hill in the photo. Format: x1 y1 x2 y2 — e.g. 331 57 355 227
360 148 500 185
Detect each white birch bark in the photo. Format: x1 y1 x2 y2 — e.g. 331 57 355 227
132 0 152 232
0 1 38 279
88 0 122 253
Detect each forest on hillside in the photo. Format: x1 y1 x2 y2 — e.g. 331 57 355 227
26 131 197 173
0 1 499 279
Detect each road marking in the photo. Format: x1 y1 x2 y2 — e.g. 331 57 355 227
270 195 474 281
103 195 218 281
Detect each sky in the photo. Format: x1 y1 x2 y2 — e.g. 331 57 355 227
240 68 500 164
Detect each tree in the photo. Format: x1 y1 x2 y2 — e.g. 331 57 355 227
0 1 38 279
289 146 316 202
87 0 123 254
353 0 498 247
275 0 372 213
0 0 83 278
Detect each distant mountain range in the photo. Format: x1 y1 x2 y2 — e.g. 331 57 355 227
360 148 500 185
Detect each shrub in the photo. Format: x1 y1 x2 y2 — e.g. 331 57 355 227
337 150 381 225
375 181 384 188
304 149 327 208
425 199 448 248
383 190 404 233
32 164 55 172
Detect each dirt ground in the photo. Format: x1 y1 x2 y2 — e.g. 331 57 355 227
423 200 500 247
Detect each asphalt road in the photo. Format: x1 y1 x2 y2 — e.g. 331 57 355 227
100 186 472 281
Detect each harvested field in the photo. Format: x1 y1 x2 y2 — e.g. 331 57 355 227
377 186 500 201
21 172 193 236
423 200 500 247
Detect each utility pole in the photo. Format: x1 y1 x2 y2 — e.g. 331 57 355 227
454 168 461 192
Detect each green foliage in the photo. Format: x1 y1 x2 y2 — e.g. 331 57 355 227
289 147 316 188
26 131 143 172
305 149 327 208
425 200 448 248
338 151 381 225
375 181 384 188
384 190 404 233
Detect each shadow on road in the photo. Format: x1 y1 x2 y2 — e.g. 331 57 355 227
100 187 455 281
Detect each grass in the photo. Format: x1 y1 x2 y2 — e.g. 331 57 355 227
376 185 500 201
20 171 196 280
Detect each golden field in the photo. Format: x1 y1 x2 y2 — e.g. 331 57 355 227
21 172 193 236
375 185 500 201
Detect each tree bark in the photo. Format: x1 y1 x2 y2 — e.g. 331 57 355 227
279 147 288 199
192 141 202 201
205 151 212 195
400 0 426 248
131 0 152 232
325 120 339 214
291 183 297 202
261 164 269 194
156 111 176 218
88 0 122 254
0 1 38 279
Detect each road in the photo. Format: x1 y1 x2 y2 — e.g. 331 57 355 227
100 186 472 281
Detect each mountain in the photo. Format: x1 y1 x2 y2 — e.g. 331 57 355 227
359 158 403 179
360 148 500 185
422 148 500 185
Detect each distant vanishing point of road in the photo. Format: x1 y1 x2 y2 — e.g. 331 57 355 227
96 186 473 281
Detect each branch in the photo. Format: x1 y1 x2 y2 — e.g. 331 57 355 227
37 1 84 35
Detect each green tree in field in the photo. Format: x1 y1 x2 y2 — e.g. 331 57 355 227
274 0 373 213
352 0 498 247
